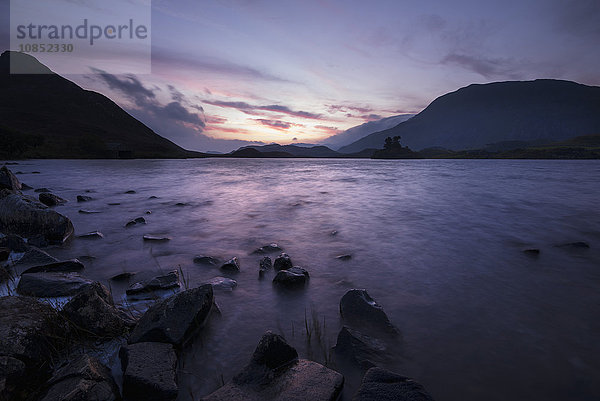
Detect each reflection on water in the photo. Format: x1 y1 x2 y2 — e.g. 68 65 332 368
10 158 600 401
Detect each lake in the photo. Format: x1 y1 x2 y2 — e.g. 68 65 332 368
8 158 600 400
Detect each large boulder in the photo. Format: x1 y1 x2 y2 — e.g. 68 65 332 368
273 253 293 271
340 289 398 336
0 191 74 244
121 342 178 401
21 258 84 274
61 282 134 338
352 367 434 401
128 285 214 346
272 267 309 288
13 246 59 270
0 166 21 192
0 355 26 398
220 257 240 272
40 354 120 401
0 296 67 366
17 272 93 297
202 331 343 401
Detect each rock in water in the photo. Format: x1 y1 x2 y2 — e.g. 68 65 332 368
38 192 67 207
126 271 180 295
272 267 309 288
259 256 272 278
273 253 293 271
352 367 434 401
221 257 241 272
340 289 398 336
77 231 104 239
336 254 352 261
251 243 282 254
0 166 21 192
110 272 136 281
21 258 84 274
121 342 178 401
0 191 74 244
61 282 134 338
333 326 387 370
34 188 51 193
125 217 146 227
40 354 120 401
128 284 214 345
202 331 344 401
202 276 238 292
17 273 93 297
193 255 220 266
143 235 170 242
77 195 93 202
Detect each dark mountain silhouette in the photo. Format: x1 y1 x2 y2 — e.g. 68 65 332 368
339 79 600 153
0 51 205 159
238 143 340 157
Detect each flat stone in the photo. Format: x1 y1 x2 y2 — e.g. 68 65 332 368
143 235 170 242
41 354 120 401
202 276 237 291
128 284 214 345
272 267 309 288
77 231 104 239
17 272 93 297
126 271 180 295
78 209 102 214
21 258 84 274
121 342 178 401
352 367 434 401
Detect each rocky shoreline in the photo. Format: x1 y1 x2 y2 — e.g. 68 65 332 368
1 165 435 401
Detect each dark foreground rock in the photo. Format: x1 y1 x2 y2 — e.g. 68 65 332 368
21 258 84 274
0 191 74 244
340 289 399 336
272 267 309 288
17 272 93 297
0 355 26 398
273 253 293 271
334 326 387 370
126 270 180 296
38 192 67 207
202 331 343 401
62 282 134 338
128 284 214 346
13 246 58 269
353 367 434 401
121 342 178 401
0 296 66 366
40 354 120 401
0 166 22 192
221 257 241 272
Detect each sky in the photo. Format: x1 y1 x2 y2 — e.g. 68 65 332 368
2 0 600 152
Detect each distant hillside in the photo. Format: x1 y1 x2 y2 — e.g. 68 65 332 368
322 114 414 150
339 79 600 153
238 143 340 157
0 51 205 159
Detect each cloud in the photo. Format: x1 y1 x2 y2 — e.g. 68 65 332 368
327 104 373 114
203 99 324 120
314 125 341 135
440 53 523 79
254 119 293 130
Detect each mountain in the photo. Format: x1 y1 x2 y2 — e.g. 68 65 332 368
339 79 600 153
322 114 414 150
0 51 205 159
237 143 340 157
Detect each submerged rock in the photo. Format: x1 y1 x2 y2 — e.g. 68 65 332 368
125 217 146 227
40 354 120 401
17 273 93 297
202 276 237 292
0 191 74 244
110 272 136 281
77 231 104 240
340 289 398 336
334 326 387 370
556 241 590 249
121 342 178 401
126 271 180 295
259 256 272 278
336 254 352 261
353 367 434 401
273 253 293 271
523 249 540 257
128 284 214 345
203 331 343 401
20 183 33 190
33 188 51 193
125 190 137 194
21 258 84 274
221 257 241 272
272 267 309 288
77 195 93 202
143 234 170 242
193 255 220 266
0 166 22 192
62 282 134 338
38 192 67 207
78 209 102 214
251 243 283 254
